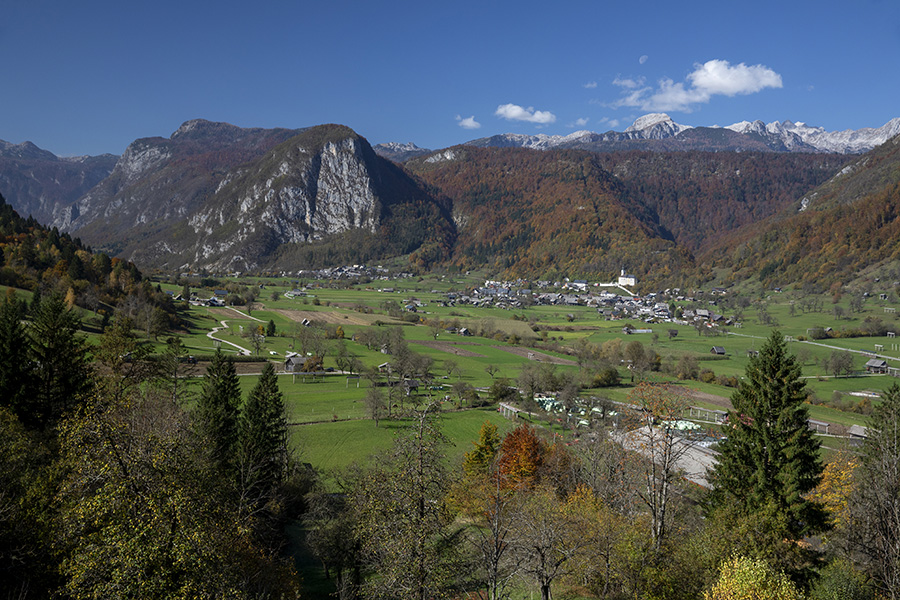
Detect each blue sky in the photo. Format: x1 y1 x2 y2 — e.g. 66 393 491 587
2 0 898 156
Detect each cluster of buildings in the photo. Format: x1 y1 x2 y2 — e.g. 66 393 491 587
292 264 399 280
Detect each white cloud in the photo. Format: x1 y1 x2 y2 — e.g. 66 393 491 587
639 55 648 65
612 76 645 90
494 103 557 124
599 116 620 129
612 59 782 113
456 115 481 129
584 81 598 89
569 117 589 128
688 59 782 96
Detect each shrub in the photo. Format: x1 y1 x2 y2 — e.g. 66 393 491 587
699 369 717 384
592 367 621 388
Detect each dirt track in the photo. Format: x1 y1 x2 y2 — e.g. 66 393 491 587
491 346 577 366
271 309 388 327
411 340 486 357
685 389 733 409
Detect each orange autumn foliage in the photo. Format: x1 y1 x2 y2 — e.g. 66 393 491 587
496 424 545 488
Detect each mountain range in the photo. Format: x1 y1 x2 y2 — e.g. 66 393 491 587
374 114 900 162
0 115 899 290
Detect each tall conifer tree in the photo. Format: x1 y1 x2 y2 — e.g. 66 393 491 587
709 329 827 542
28 294 92 429
195 349 242 474
845 383 900 598
0 296 34 422
238 362 288 504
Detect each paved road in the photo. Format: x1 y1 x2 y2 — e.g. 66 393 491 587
207 320 252 355
727 330 900 364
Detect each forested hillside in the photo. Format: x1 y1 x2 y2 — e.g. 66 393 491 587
0 193 183 334
408 147 695 285
594 151 849 252
0 193 140 304
706 135 900 290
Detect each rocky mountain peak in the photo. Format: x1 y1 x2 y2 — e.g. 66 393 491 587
626 113 674 131
0 139 59 161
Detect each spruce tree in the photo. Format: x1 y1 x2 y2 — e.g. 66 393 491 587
845 383 900 598
28 294 92 429
0 296 34 423
238 362 288 504
195 349 242 474
709 329 827 542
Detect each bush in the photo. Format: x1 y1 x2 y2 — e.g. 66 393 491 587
716 374 739 387
705 555 801 600
592 367 621 388
699 369 717 384
808 559 874 600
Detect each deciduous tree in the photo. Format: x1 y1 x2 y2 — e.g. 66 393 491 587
496 424 545 488
364 383 385 427
57 393 297 599
704 555 801 600
510 486 586 600
626 382 690 549
353 404 461 600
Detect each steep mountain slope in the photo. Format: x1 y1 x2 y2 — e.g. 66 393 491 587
593 151 849 252
76 124 454 272
704 134 900 290
795 134 900 212
0 140 117 225
407 146 693 284
65 119 302 233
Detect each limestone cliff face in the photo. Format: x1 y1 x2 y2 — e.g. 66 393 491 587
68 121 452 271
65 138 175 230
66 120 301 238
187 131 387 270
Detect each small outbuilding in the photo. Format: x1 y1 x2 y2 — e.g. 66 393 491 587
710 346 726 356
865 358 888 373
284 356 308 372
848 424 869 447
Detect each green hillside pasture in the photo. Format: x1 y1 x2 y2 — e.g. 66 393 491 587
295 407 514 475
236 372 369 423
410 338 577 387
804 373 897 399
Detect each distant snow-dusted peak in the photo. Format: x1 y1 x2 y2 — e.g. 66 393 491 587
624 113 692 139
456 114 900 155
725 117 900 153
379 142 423 152
626 113 676 132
